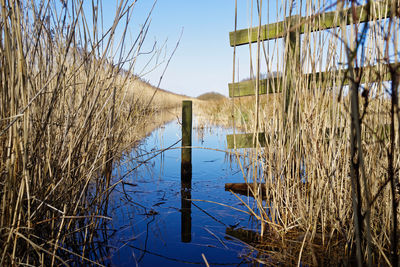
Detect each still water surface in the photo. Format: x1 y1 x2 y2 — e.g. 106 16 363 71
106 119 261 266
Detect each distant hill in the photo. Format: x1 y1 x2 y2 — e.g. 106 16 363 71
197 92 227 101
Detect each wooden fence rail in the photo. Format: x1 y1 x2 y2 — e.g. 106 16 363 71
227 1 397 149
229 63 398 97
229 1 391 47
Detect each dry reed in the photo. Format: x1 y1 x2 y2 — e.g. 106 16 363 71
228 0 400 265
0 0 180 265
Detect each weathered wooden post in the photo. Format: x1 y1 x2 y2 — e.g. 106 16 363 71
181 100 192 170
181 100 192 242
284 15 301 123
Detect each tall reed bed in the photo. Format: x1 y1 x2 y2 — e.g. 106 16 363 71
230 0 399 265
0 1 164 265
196 94 280 131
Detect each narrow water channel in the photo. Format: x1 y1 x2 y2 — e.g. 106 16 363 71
106 119 261 266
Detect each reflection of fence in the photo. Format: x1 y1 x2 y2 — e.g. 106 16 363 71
227 1 395 149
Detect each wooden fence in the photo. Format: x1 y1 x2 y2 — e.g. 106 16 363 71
227 1 397 149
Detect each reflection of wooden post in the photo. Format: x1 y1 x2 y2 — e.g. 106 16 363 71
181 165 192 243
181 100 192 242
181 100 192 167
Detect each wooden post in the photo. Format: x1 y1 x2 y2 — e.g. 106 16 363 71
181 100 192 167
284 15 301 178
284 15 301 120
181 100 192 242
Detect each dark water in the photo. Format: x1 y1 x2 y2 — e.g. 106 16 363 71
106 119 261 266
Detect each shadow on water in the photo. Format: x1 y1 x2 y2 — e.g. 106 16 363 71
88 118 269 266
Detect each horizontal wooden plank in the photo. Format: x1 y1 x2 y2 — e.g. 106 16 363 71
227 123 390 149
226 132 267 149
230 1 391 46
229 18 287 47
228 77 282 97
307 64 394 85
228 63 398 97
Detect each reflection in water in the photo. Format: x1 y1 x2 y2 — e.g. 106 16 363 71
74 120 349 266
100 120 265 266
181 160 192 243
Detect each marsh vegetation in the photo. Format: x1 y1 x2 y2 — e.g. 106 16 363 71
0 1 190 265
221 0 400 265
1 0 399 266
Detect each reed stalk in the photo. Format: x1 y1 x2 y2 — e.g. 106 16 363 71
0 0 172 265
227 0 400 264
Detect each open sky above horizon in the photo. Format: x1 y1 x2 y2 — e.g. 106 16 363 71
88 0 395 98
100 0 281 97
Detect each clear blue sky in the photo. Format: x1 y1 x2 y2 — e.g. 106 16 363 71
99 0 281 97
85 1 393 97
132 0 237 97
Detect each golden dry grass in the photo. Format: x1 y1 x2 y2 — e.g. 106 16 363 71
130 78 195 110
0 1 192 265
225 0 400 265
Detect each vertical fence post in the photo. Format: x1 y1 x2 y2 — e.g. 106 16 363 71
181 100 192 168
181 100 192 242
284 15 301 123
